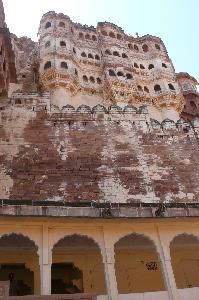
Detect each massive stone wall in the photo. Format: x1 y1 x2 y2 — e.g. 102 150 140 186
0 93 199 204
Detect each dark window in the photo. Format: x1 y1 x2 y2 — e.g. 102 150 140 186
61 62 68 69
190 101 197 109
73 47 76 54
128 43 133 50
144 86 149 93
154 84 161 92
168 83 175 90
134 44 139 51
109 32 115 38
85 34 91 40
97 78 102 84
140 64 145 69
45 41 50 48
105 49 111 55
79 32 84 39
59 22 65 28
109 69 116 76
45 22 51 29
88 53 94 59
117 71 124 77
90 76 95 83
75 69 78 76
60 41 66 47
83 75 88 82
117 34 122 40
95 54 100 60
162 63 167 68
142 44 149 52
92 35 97 41
137 85 143 92
0 46 2 55
148 64 154 70
134 62 139 68
126 73 133 80
155 44 161 50
113 51 120 57
101 30 107 36
122 53 128 58
15 99 22 104
44 61 51 70
81 52 87 57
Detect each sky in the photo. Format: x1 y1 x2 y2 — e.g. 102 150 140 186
3 0 199 82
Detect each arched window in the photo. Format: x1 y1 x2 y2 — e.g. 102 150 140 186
117 71 124 77
122 53 128 58
60 41 66 47
73 47 76 54
0 46 2 55
85 34 91 40
45 22 51 29
162 63 167 68
109 69 116 76
3 60 6 71
95 54 100 60
155 44 161 50
137 85 143 92
79 32 84 39
128 43 133 50
144 86 149 93
126 73 133 80
154 84 161 92
142 44 149 52
134 62 139 68
117 34 122 40
61 61 68 69
190 101 197 109
105 49 111 55
148 64 154 70
140 64 145 69
88 53 94 59
101 30 107 36
75 69 78 76
113 51 120 57
45 41 50 48
134 44 139 51
44 61 51 70
92 35 97 41
168 83 175 90
90 76 95 83
59 22 65 28
109 32 115 38
81 52 87 57
97 78 102 84
83 75 88 82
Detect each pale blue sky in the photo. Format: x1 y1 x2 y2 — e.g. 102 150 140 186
3 0 199 82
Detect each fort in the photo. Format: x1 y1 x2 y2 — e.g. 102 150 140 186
0 1 199 299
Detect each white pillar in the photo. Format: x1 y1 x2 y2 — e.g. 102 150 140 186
102 231 118 300
156 227 180 300
39 226 51 295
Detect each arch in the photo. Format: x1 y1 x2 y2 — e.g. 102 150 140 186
61 104 76 113
154 84 161 92
85 33 91 40
139 105 148 114
168 83 175 90
0 233 38 250
148 64 154 70
75 68 78 76
155 43 161 50
90 76 95 83
45 41 50 48
126 73 133 80
105 49 111 55
81 52 87 58
142 44 149 52
59 21 65 28
88 53 94 59
140 64 145 69
122 53 128 58
170 233 199 289
97 77 102 84
108 105 123 114
128 43 133 50
134 44 139 51
117 33 122 40
144 86 149 93
109 31 115 38
82 75 88 83
95 54 100 60
45 22 51 29
60 61 68 69
162 63 167 68
92 35 97 41
60 40 66 47
114 233 165 294
117 71 124 77
123 105 137 113
92 104 107 114
101 30 107 36
44 61 51 70
161 118 176 129
137 85 143 92
113 51 120 57
73 47 76 54
190 100 197 109
134 62 139 68
109 69 116 76
76 105 92 113
79 32 84 39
